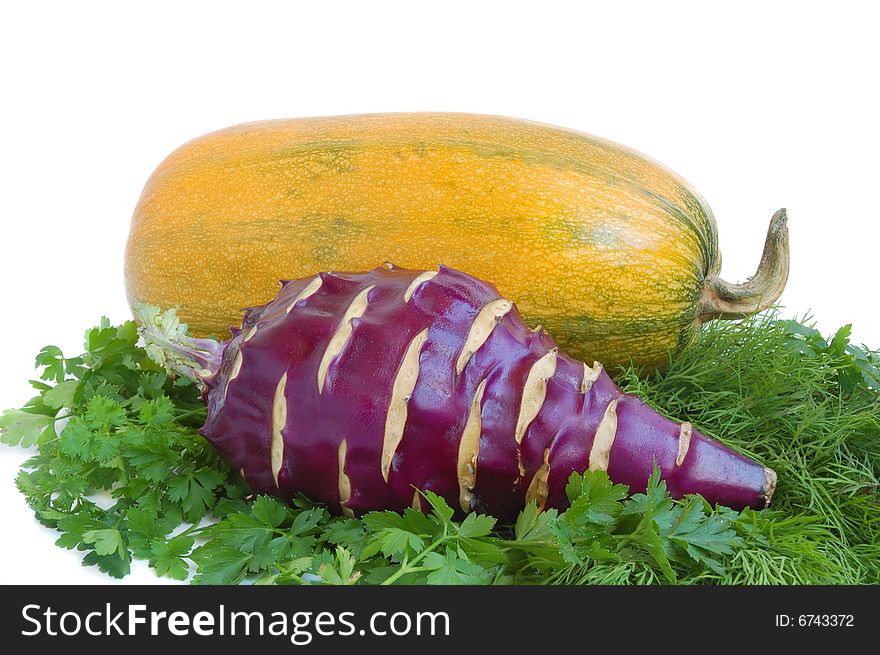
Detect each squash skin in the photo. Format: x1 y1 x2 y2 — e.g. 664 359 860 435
125 112 728 370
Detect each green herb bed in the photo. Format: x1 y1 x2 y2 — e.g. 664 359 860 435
2 313 878 584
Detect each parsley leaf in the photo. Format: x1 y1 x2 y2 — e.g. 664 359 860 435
1 315 794 585
0 409 55 447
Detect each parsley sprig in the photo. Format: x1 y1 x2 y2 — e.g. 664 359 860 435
2 313 877 584
1 318 241 579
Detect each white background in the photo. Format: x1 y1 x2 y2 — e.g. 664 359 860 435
1 1 877 584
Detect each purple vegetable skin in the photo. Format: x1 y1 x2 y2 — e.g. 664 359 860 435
138 264 776 520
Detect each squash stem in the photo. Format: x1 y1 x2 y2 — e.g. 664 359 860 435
699 208 790 320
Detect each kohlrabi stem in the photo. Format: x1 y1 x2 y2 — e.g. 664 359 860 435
133 303 226 389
